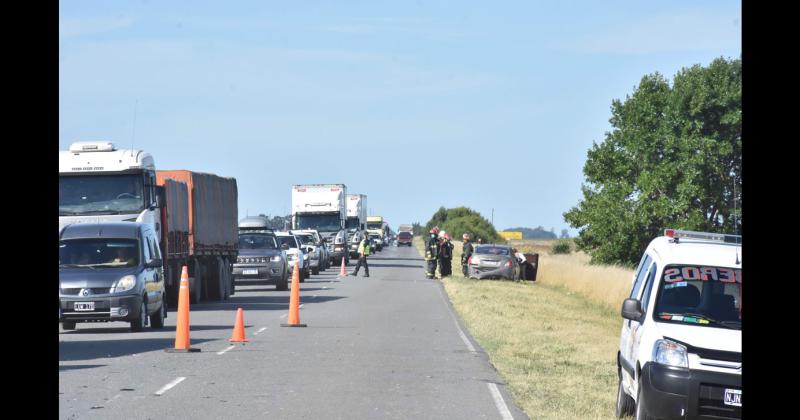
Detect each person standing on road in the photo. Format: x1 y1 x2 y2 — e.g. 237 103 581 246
439 233 454 277
424 227 440 279
350 235 371 277
461 233 474 277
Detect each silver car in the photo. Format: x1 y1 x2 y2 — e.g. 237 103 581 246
467 245 522 280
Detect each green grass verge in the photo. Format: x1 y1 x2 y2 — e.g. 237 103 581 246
413 237 628 419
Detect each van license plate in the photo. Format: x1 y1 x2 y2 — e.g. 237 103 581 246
243 269 258 275
724 389 741 407
74 302 94 311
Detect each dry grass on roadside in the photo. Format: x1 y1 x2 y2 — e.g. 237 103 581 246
412 237 634 419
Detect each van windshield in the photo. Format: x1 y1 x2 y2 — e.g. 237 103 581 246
278 236 299 249
296 235 315 245
238 234 277 250
59 239 140 268
654 265 741 330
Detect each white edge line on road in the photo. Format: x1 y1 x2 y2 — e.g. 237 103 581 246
436 285 476 352
216 345 235 355
253 327 267 335
488 383 514 420
154 377 186 396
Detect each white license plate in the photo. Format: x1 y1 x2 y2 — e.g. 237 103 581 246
243 269 259 275
74 302 94 311
724 389 741 407
483 261 500 266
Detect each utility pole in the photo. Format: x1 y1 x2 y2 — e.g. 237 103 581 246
491 208 494 226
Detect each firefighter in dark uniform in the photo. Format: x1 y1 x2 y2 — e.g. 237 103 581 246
425 227 440 279
461 232 474 277
439 232 454 277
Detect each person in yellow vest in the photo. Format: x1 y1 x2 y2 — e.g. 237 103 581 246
350 234 371 277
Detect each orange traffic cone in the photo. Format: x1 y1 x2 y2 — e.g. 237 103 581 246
281 262 307 327
338 256 347 277
166 265 200 352
229 308 248 342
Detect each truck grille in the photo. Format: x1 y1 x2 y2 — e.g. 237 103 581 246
238 257 268 264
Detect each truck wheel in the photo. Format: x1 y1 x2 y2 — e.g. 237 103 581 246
615 374 634 418
61 320 76 330
223 259 232 299
130 299 147 332
166 263 180 307
150 296 166 329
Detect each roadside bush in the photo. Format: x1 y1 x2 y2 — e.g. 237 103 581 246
425 206 503 243
551 240 572 254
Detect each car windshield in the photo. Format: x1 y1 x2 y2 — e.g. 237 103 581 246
367 223 382 230
238 234 277 250
654 264 741 330
295 214 340 232
60 238 140 268
475 246 510 256
59 174 146 216
399 232 412 239
278 236 299 249
296 235 315 245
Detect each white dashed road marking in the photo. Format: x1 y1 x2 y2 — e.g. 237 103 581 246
154 377 186 396
216 345 235 355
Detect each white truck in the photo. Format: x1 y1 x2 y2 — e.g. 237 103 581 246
291 184 348 265
59 141 239 305
345 194 368 230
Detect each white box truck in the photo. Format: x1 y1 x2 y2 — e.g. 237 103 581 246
345 194 368 230
292 184 348 265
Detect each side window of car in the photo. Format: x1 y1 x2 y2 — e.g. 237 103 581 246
640 262 658 313
629 254 652 299
142 232 152 262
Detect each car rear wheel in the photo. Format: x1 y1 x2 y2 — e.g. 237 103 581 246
150 297 165 329
615 374 634 418
130 300 147 332
312 266 320 275
62 320 76 330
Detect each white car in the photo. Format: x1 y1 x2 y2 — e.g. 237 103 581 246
616 229 741 420
275 232 310 282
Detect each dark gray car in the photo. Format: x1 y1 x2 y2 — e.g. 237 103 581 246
467 244 522 280
59 222 166 332
233 218 289 291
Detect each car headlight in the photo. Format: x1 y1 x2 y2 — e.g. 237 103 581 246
653 339 688 368
112 275 137 293
303 254 309 260
270 256 282 262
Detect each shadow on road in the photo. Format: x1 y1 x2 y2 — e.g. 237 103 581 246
59 364 106 371
368 263 424 268
59 337 216 361
189 295 345 312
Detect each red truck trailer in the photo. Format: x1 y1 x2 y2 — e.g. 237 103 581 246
156 170 238 305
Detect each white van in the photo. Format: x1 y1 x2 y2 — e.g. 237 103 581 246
616 229 741 420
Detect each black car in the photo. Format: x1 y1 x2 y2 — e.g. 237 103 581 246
59 222 166 332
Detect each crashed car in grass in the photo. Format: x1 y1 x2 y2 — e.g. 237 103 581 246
467 244 521 280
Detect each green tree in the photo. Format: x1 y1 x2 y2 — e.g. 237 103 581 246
564 57 741 266
425 206 503 243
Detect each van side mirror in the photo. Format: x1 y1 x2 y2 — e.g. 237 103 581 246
306 247 314 254
621 298 644 322
147 258 163 268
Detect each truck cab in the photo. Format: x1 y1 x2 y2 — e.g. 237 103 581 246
59 142 160 236
616 229 741 420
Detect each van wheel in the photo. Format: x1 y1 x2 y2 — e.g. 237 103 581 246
62 320 76 330
131 300 147 332
150 297 166 329
635 378 652 420
615 374 634 418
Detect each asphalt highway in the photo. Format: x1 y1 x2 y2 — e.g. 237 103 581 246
59 244 528 419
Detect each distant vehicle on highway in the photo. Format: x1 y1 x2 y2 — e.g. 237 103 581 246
368 233 384 252
233 217 289 291
467 245 522 280
59 222 166 332
275 232 310 282
293 229 331 270
397 231 413 246
292 231 325 275
291 184 348 266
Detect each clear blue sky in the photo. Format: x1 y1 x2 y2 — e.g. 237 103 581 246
59 1 741 235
